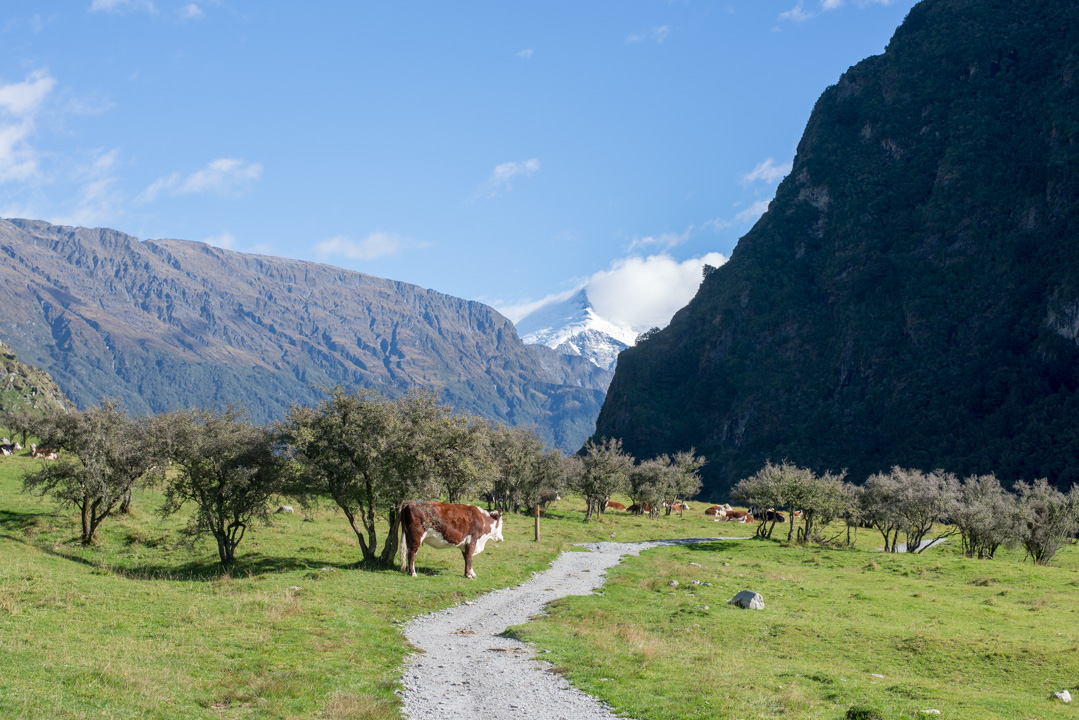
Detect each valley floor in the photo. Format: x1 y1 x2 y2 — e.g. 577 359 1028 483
1 452 1077 719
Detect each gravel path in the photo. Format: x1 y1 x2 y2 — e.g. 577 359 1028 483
400 537 742 720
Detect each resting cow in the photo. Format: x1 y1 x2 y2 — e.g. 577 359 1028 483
400 500 503 579
605 500 626 511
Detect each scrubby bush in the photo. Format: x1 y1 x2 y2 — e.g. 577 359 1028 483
862 467 956 553
574 438 633 520
1014 478 1079 566
950 474 1018 559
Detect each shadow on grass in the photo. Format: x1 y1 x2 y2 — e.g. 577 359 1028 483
0 507 55 534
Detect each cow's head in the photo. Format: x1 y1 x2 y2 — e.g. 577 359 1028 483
488 510 504 542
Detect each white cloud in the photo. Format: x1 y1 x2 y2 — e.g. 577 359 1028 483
503 252 728 330
626 25 672 44
137 158 262 202
473 158 540 199
587 252 727 330
741 157 792 185
822 0 843 9
779 3 814 21
0 70 56 183
314 232 407 262
516 48 533 59
180 3 203 19
204 231 236 250
89 0 156 13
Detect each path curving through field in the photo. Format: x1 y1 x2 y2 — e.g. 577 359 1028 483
400 537 742 720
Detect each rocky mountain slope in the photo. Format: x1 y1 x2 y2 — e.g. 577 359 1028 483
0 339 72 417
516 289 637 372
594 0 1079 497
0 219 611 451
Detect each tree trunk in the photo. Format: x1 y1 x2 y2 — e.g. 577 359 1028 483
119 490 132 514
379 510 402 566
534 504 540 542
80 494 92 544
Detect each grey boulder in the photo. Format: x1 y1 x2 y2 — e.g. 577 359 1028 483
728 590 764 610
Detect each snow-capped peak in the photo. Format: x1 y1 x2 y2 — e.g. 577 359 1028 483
515 289 639 370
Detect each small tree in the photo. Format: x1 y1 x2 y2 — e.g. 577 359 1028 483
667 450 705 516
1014 478 1079 566
797 471 850 544
158 408 288 566
863 467 956 553
732 461 806 539
950 474 1018 559
22 401 161 545
576 438 633 520
629 457 670 520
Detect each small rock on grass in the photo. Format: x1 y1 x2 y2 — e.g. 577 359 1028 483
668 580 679 587
728 590 764 610
1051 690 1072 703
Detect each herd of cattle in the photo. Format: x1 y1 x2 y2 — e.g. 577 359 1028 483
0 441 57 459
602 499 799 524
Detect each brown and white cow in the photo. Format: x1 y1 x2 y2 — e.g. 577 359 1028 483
400 500 504 579
605 500 627 511
704 505 726 517
627 502 650 514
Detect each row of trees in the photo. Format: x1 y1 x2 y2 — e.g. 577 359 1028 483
8 389 704 567
732 461 1079 565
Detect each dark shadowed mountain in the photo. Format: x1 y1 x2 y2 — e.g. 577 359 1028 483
0 218 611 451
594 0 1079 498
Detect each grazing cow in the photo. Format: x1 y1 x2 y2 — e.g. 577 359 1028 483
31 447 58 460
627 502 650 514
669 502 690 513
605 500 627 511
400 500 503 579
793 510 803 518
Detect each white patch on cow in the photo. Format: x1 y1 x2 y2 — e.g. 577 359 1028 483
420 529 469 550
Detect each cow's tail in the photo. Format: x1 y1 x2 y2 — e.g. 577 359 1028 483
399 502 409 572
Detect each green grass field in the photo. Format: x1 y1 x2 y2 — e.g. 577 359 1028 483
2 451 1077 719
0 453 752 719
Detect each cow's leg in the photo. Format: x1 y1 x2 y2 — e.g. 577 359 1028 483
463 542 477 579
404 531 421 577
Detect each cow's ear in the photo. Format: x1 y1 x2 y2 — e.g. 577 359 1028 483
490 510 501 520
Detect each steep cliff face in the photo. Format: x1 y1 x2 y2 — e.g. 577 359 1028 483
595 0 1079 497
0 219 611 451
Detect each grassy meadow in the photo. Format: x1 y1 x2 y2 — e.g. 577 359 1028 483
0 451 751 720
2 450 1078 719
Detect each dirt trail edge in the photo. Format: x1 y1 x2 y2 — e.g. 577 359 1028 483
401 537 742 720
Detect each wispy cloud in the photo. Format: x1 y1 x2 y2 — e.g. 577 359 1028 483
314 231 410 262
137 158 262 202
626 25 672 44
180 3 203 19
627 226 693 252
705 199 773 232
741 157 792 185
49 148 125 227
89 0 157 14
779 3 814 22
0 69 56 183
516 48 533 59
822 0 893 9
203 231 236 250
472 158 540 200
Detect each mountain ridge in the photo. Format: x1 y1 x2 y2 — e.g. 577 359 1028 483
0 218 611 451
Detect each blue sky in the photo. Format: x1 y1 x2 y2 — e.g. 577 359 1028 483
0 0 918 326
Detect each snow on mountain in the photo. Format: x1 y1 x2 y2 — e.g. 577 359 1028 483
515 289 639 371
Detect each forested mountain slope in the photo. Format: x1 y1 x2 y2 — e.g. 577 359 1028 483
594 0 1079 497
